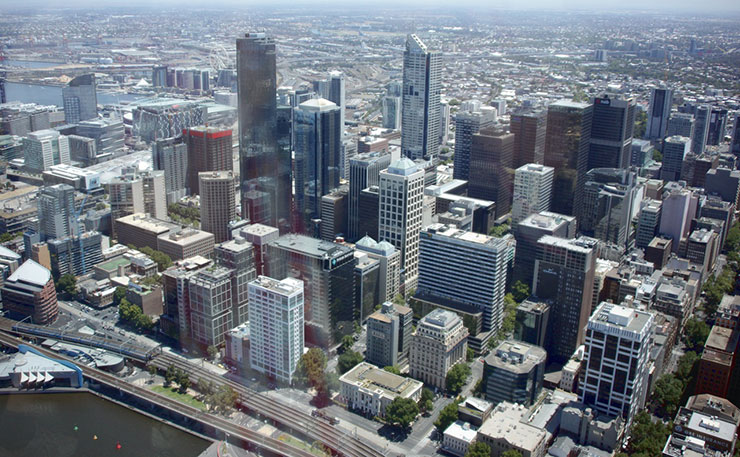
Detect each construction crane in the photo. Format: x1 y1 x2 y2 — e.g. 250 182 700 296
72 194 88 275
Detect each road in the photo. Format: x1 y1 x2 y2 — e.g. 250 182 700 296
57 300 158 349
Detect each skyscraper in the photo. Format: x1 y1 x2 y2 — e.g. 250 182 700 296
510 109 547 168
107 174 145 228
378 158 425 293
62 74 98 124
237 33 290 231
141 170 167 220
543 100 593 222
348 152 392 242
512 164 554 225
661 135 691 182
587 95 635 170
248 276 304 384
646 87 673 140
731 114 740 156
409 309 468 390
23 129 71 173
383 94 402 130
293 98 342 230
264 234 355 348
707 108 728 146
401 34 441 160
533 236 597 363
183 126 233 196
513 211 577 286
692 105 711 154
666 113 695 139
468 127 514 218
453 106 496 181
328 71 345 131
37 184 76 241
581 168 637 248
580 303 653 426
635 199 662 249
199 171 236 244
417 223 515 336
152 136 189 205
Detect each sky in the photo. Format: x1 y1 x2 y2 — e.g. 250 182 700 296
9 0 740 13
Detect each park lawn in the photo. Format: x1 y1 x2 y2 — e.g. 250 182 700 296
151 385 208 411
278 433 328 457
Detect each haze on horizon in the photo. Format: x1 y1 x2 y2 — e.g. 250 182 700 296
9 0 740 14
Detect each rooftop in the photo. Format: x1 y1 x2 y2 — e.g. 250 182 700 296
675 406 737 444
705 326 739 354
340 362 423 399
588 302 653 336
424 223 514 249
250 275 303 297
419 308 461 330
116 213 176 234
519 211 575 230
444 420 478 443
299 97 338 112
478 402 547 451
269 233 353 261
7 260 51 287
485 340 547 374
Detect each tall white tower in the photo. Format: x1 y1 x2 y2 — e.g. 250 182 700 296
401 34 441 160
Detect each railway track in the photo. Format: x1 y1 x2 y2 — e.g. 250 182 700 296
0 332 316 457
154 352 387 457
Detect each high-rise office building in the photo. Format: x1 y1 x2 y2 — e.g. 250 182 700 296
327 71 345 130
659 185 695 254
62 74 98 124
348 152 392 242
366 301 413 369
140 170 167 220
692 105 711 154
264 234 355 348
666 113 695 139
401 34 441 160
580 303 653 426
183 126 233 195
543 100 593 222
533 235 597 363
512 164 554 225
514 300 550 348
383 94 402 130
23 129 71 173
635 199 662 249
646 87 673 140
152 65 168 88
439 100 450 145
705 167 740 208
215 237 257 327
47 231 103 277
0 260 58 325
355 235 401 304
587 95 635 170
510 109 547 168
152 136 189 205
76 118 125 157
248 276 304 384
513 211 577 286
199 171 236 243
731 114 740 156
409 309 468 390
483 340 547 406
581 168 637 248
294 98 342 229
453 106 496 181
707 108 728 146
359 186 380 243
320 187 348 242
661 135 691 182
107 175 145 228
37 184 76 241
417 223 515 335
237 33 290 231
188 267 234 347
468 127 514 218
378 158 425 293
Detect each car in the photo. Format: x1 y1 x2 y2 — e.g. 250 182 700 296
251 378 257 382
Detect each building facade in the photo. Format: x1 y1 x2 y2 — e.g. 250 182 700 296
409 309 469 390
401 34 441 160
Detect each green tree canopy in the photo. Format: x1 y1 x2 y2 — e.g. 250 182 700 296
340 334 355 354
294 348 328 388
434 402 459 433
337 350 364 374
652 374 684 417
384 365 401 375
683 318 710 351
626 411 671 456
466 442 493 457
500 450 523 457
385 397 419 429
511 280 530 303
446 363 472 394
56 274 77 297
113 286 127 306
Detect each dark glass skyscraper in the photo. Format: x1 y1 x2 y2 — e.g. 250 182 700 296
237 33 291 232
510 109 547 168
587 95 635 170
543 100 593 223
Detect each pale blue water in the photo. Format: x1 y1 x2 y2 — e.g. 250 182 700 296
4 81 144 107
1 60 64 69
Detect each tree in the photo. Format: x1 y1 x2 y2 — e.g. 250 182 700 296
446 363 471 394
384 365 401 375
466 347 475 362
56 274 77 297
340 334 355 354
466 442 493 457
634 110 648 139
178 373 190 394
337 350 364 374
625 410 670 456
294 348 328 388
148 365 157 381
419 387 435 412
207 345 219 361
683 318 710 351
511 280 530 303
652 374 683 417
164 364 176 387
726 224 740 253
113 286 127 306
434 402 459 433
675 351 699 383
198 378 214 397
392 293 405 305
500 450 522 457
384 397 419 429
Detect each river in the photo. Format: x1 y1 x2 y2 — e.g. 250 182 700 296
0 392 210 457
3 81 145 107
